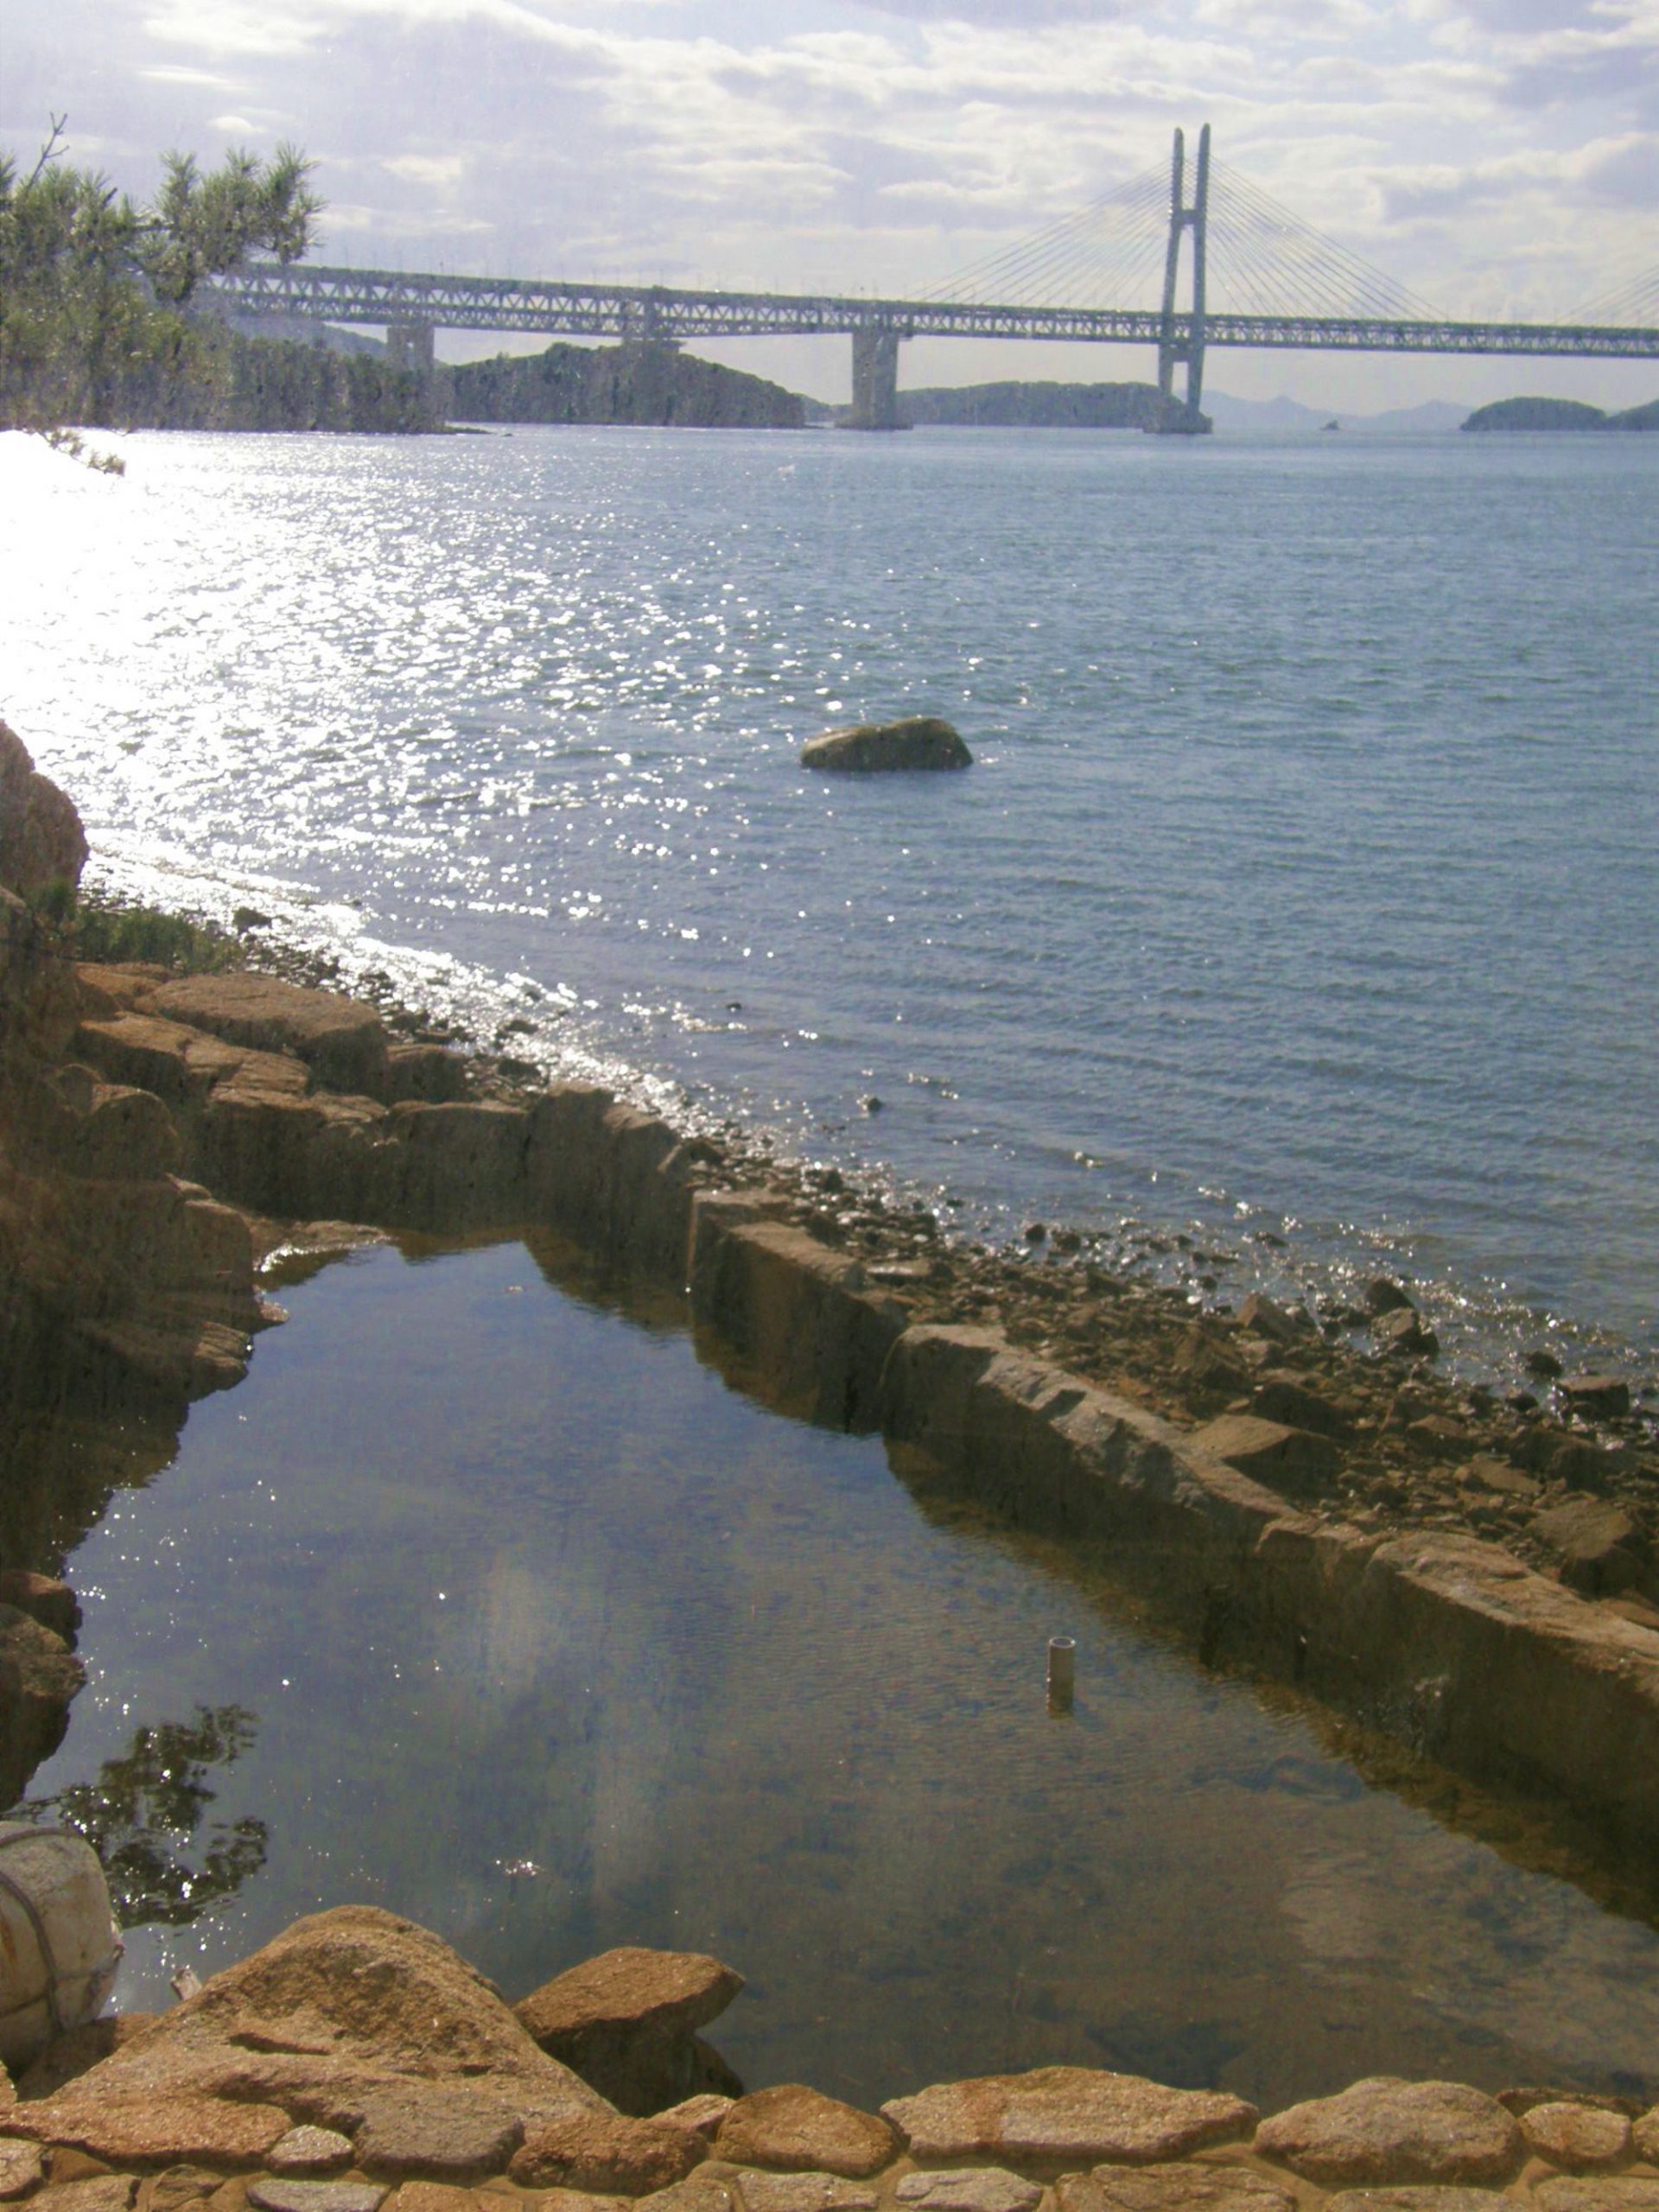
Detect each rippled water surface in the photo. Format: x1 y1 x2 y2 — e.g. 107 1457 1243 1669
2 424 1655 1376
28 1242 1659 2106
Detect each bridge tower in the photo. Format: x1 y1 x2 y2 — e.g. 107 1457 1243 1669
1155 124 1211 430
846 326 906 431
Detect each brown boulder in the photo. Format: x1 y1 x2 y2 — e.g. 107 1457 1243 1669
1559 1374 1631 1421
0 1608 86 1808
1372 1309 1440 1359
800 717 971 774
715 2088 897 2179
0 723 87 899
0 2143 41 2199
15 2016 156 2100
67 1085 181 1181
0 1573 79 1646
880 2069 1255 2168
516 1948 745 2118
509 2113 705 2193
1519 2101 1632 2169
1254 2077 1522 2187
5 1908 607 2170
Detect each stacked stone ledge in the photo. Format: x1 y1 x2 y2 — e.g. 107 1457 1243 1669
2 1911 1657 2210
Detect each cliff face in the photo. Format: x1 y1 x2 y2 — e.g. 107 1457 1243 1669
450 340 805 429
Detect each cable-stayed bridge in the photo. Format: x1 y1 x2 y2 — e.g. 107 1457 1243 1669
207 125 1659 432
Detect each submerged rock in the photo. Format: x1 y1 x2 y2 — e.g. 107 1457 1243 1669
800 717 972 774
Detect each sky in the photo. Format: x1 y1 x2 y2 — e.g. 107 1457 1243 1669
4 0 1656 409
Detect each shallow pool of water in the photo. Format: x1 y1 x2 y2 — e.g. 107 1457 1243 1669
23 1238 1659 2107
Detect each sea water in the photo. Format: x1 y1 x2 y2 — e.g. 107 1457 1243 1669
2 423 1655 1382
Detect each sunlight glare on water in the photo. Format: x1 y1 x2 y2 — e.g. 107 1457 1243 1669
2 423 1655 1383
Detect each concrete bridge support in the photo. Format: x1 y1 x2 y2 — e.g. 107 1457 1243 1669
847 327 904 430
385 320 436 383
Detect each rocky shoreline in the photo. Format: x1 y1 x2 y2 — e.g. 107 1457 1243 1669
4 717 1659 2166
1 1907 1657 2207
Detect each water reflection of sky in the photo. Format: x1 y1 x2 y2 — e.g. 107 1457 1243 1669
30 1240 1659 2109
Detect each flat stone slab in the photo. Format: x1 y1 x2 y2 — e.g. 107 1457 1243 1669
1519 2101 1631 2168
353 2084 524 2180
1254 2078 1521 2188
717 2088 897 2179
731 2176 878 2212
512 2113 706 2193
1058 2171 1294 2212
882 2068 1256 2167
518 1948 744 2046
5 2094 290 2166
248 2185 387 2212
896 2170 1042 2212
799 717 972 774
268 2127 356 2176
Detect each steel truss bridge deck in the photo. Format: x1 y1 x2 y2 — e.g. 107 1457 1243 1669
207 264 1658 359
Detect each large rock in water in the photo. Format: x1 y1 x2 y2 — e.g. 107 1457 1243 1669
515 1945 745 2115
800 717 972 773
0 1906 611 2177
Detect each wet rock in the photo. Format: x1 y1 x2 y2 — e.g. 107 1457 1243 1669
1236 1294 1306 1345
1530 1496 1648 1597
516 1948 745 2118
1057 2171 1294 2212
247 2186 386 2212
510 2114 706 2194
715 2088 896 2179
1254 2077 1522 2187
0 1573 79 1646
266 2128 354 2177
896 2171 1042 2212
800 717 972 774
639 2171 739 2212
1191 1414 1342 1499
731 2177 877 2212
880 2068 1255 2167
1560 1373 1631 1421
1372 1309 1440 1359
0 2145 41 2202
1518 2101 1631 2168
1366 1280 1415 1316
1525 1349 1565 1381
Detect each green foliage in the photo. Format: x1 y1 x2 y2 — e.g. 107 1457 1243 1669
71 887 244 972
0 118 321 432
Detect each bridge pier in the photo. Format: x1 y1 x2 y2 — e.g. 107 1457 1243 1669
1154 124 1211 434
846 327 904 430
385 320 436 382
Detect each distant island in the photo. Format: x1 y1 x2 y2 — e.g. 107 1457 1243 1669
448 339 804 429
1461 395 1659 431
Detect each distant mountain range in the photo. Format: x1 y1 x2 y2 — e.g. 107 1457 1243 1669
1197 391 1472 433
